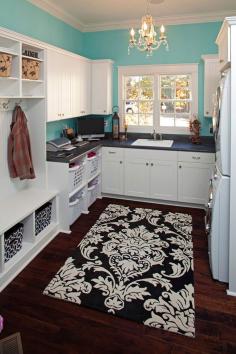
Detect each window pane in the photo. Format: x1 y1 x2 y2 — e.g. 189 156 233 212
160 101 174 114
175 101 190 114
139 101 153 114
125 76 139 100
161 75 175 88
140 86 154 100
175 117 189 127
176 75 191 88
160 115 175 127
139 114 153 126
125 101 138 114
176 88 190 99
161 87 175 99
125 113 138 125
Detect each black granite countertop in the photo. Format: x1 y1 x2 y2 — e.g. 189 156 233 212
47 135 215 163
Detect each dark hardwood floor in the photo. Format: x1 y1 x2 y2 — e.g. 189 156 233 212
1 198 236 354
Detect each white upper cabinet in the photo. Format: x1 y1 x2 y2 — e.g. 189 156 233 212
78 58 91 116
216 19 231 71
47 49 92 121
91 60 113 115
202 55 220 117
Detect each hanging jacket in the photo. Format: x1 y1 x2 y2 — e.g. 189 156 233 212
8 105 35 180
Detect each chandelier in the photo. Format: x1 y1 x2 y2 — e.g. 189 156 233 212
128 0 168 56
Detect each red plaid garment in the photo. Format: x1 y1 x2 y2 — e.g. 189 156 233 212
8 105 35 180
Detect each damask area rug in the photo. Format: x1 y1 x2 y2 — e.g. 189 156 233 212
43 204 195 337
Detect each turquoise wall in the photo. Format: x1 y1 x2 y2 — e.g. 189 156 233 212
0 0 84 54
83 22 222 135
0 0 221 137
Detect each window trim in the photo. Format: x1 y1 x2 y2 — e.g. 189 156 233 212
118 63 198 134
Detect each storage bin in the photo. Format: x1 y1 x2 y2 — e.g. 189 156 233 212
87 153 99 180
0 53 12 77
87 178 99 207
69 159 86 194
35 202 52 236
22 58 40 80
4 223 24 263
69 190 86 225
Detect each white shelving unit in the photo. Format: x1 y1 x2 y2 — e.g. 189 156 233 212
0 188 59 291
47 147 102 233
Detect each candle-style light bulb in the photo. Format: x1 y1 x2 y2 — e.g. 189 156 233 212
143 21 148 31
160 24 165 34
130 28 135 37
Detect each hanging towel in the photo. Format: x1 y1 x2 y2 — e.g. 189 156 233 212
8 105 35 180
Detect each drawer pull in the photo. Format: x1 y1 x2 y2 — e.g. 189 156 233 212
192 156 200 160
108 151 116 154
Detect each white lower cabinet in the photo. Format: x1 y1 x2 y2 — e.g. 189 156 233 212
102 147 215 205
178 161 214 204
102 148 124 194
150 160 178 201
124 159 149 197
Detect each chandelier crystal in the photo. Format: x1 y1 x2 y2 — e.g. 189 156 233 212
128 0 168 56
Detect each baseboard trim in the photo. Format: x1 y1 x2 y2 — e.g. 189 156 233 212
101 194 205 210
227 290 236 297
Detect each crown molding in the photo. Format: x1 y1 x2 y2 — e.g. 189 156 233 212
83 11 236 32
27 0 84 31
27 1 236 33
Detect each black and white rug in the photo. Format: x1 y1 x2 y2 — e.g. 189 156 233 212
44 204 195 337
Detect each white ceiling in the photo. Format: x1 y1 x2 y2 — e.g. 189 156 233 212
28 0 236 31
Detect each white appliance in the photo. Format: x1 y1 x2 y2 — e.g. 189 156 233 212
206 167 230 282
206 69 231 282
212 69 231 177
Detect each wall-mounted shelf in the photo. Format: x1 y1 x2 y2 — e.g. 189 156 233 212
22 55 44 62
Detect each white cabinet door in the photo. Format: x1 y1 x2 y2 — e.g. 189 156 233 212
47 49 61 121
150 160 178 201
202 55 220 117
60 53 73 119
79 59 91 116
102 148 124 194
92 60 113 115
124 159 149 198
178 162 213 204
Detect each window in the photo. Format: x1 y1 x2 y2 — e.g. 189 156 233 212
123 76 154 127
160 74 192 128
119 64 198 134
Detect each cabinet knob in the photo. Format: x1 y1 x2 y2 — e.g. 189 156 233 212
151 163 154 167
179 165 182 169
120 161 123 164
104 110 106 113
206 111 209 115
146 162 149 166
219 59 224 63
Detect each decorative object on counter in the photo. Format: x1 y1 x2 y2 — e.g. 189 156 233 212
189 114 201 144
124 121 128 140
128 0 168 57
0 315 3 333
8 105 36 180
22 49 39 58
22 58 40 80
112 106 120 140
0 53 12 77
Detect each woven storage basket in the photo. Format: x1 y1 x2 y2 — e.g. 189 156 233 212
22 58 40 80
0 53 12 77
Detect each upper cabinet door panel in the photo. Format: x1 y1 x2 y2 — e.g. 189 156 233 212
91 61 113 115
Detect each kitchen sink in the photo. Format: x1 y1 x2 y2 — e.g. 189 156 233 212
131 139 174 148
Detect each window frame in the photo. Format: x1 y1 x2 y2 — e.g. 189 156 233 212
118 63 198 134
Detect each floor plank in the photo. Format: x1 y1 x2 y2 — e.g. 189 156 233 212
0 197 236 354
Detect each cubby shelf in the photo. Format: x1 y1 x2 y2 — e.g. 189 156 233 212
22 55 44 62
0 47 19 56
